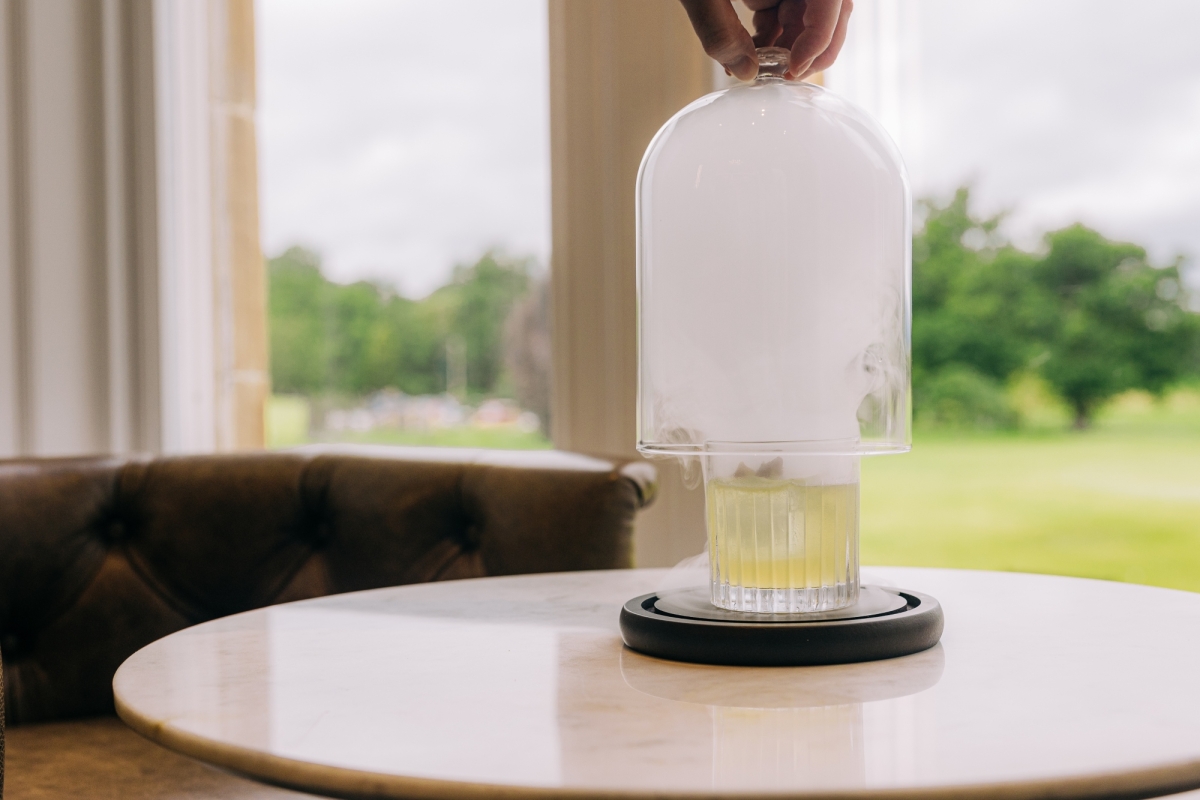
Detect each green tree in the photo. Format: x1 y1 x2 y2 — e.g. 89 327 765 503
909 190 1199 429
365 298 445 396
268 247 335 394
267 247 535 399
444 252 531 395
913 190 1055 385
1032 225 1198 427
268 246 435 395
911 189 1049 426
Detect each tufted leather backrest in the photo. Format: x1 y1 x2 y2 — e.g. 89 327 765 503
0 448 655 727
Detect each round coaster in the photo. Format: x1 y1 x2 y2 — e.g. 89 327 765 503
619 587 943 667
655 585 906 623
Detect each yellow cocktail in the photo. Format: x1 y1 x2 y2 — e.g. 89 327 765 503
707 471 859 613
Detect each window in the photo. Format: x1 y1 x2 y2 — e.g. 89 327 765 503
258 0 551 449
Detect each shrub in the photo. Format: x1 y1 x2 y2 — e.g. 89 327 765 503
915 366 1020 430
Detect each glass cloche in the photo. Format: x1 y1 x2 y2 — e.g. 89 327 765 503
636 48 911 614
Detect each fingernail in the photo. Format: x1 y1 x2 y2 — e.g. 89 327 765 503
785 61 811 81
727 55 755 81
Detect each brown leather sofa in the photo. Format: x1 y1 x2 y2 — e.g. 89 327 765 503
0 446 655 799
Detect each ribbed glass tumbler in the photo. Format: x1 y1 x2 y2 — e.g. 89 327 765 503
705 454 860 613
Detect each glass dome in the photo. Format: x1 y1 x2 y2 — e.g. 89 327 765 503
636 48 911 613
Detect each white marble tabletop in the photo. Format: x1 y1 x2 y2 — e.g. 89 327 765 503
114 568 1200 799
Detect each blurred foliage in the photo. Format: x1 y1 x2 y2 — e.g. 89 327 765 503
269 248 532 398
267 188 1199 433
913 188 1199 428
914 365 1020 430
504 278 552 433
1035 225 1198 425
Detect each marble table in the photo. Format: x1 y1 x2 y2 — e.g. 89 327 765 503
114 568 1200 799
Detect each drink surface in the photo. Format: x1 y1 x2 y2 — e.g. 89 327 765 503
707 477 859 613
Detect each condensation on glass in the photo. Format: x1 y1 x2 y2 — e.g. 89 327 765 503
636 48 912 613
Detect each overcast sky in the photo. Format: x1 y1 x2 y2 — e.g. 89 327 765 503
258 0 549 297
258 0 1200 297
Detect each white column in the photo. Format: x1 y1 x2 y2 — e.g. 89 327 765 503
548 0 713 567
153 0 217 453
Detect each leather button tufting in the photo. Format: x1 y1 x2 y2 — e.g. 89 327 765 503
104 520 126 543
1 633 20 657
311 520 332 547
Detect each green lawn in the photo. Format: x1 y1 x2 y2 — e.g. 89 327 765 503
318 426 551 450
266 395 311 448
265 395 551 450
862 389 1200 592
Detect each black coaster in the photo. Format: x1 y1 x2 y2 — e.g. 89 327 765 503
619 586 943 667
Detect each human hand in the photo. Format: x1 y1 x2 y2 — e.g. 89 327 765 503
678 0 853 82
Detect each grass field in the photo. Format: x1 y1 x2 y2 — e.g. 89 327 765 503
315 426 552 450
265 395 552 450
863 388 1200 591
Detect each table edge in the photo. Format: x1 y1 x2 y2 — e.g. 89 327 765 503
114 667 1200 800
